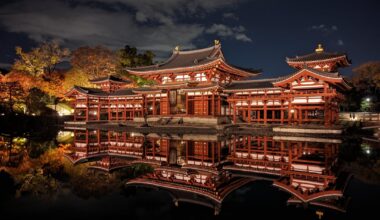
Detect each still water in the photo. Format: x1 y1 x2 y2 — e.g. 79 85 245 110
1 128 379 219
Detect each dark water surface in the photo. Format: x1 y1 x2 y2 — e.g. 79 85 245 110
1 127 379 220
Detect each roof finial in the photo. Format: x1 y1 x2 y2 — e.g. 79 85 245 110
315 44 324 53
174 45 180 52
214 39 220 46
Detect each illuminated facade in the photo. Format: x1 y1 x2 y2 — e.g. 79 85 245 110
66 43 351 126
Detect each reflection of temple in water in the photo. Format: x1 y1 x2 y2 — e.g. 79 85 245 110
225 135 349 212
65 129 350 214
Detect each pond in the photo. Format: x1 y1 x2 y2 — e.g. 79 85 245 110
1 127 379 219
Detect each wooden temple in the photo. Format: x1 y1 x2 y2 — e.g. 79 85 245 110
66 42 351 126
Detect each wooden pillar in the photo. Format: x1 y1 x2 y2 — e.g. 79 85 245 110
228 100 231 116
167 90 170 115
185 93 189 115
264 101 267 124
299 108 302 125
201 91 205 116
116 98 119 121
85 96 89 121
123 99 126 121
211 93 215 116
233 101 236 124
218 96 221 116
97 97 101 121
212 142 215 164
280 100 284 124
153 96 156 116
248 100 251 123
324 97 329 126
257 110 260 123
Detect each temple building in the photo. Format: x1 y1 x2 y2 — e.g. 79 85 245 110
66 42 351 126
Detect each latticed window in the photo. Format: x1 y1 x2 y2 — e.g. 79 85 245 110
162 76 172 84
195 72 207 81
175 75 190 82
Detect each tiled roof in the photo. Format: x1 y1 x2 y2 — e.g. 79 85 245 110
127 45 222 72
126 44 259 76
89 75 131 83
73 86 107 96
275 67 341 83
224 78 277 91
286 51 349 63
109 89 136 96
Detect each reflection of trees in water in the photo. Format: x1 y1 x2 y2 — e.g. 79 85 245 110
339 127 380 184
66 163 153 199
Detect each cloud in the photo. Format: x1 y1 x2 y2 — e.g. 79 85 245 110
206 24 252 42
338 39 344 46
223 12 239 20
310 24 338 34
0 0 249 59
235 33 252 42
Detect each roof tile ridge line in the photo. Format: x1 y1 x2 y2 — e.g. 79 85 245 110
127 59 221 73
287 51 330 59
286 54 348 62
230 78 280 84
208 44 223 59
177 45 217 54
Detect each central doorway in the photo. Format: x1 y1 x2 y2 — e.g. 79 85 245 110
169 90 186 114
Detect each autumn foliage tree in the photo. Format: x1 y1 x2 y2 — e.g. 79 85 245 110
0 81 25 113
13 41 70 77
70 46 117 79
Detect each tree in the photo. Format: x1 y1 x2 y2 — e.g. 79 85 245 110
70 46 117 79
351 61 380 111
25 88 49 115
117 45 156 86
13 41 70 77
63 68 94 91
0 81 25 113
2 71 37 93
117 45 155 67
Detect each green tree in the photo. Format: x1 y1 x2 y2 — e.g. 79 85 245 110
117 45 155 67
117 45 156 86
351 61 380 111
13 41 70 77
25 88 49 115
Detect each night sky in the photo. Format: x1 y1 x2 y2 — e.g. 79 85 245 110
0 0 379 77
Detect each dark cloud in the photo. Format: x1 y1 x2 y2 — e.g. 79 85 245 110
0 0 250 58
206 24 252 42
223 12 239 20
310 24 338 34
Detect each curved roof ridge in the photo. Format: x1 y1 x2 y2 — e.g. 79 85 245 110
286 51 348 63
177 44 219 55
275 67 342 83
